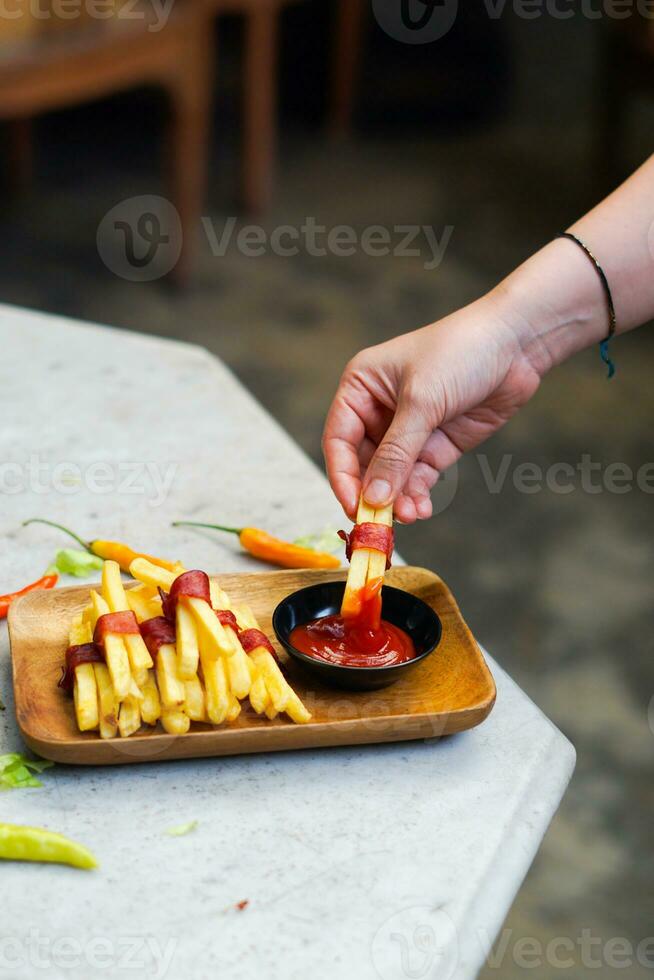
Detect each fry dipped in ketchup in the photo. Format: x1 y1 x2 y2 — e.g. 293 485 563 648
290 497 416 668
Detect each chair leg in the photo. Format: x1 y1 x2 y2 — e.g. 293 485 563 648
167 17 213 285
329 0 366 137
243 1 279 214
6 118 34 191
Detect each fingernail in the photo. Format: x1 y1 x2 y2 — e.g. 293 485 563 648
364 479 391 506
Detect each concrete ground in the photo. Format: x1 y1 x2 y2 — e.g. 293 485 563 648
1 12 653 975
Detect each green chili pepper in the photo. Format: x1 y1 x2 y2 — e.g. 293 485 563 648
0 823 98 869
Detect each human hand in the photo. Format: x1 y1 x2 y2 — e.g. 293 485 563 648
322 291 544 524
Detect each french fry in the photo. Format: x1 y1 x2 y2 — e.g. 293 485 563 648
93 662 118 739
176 602 200 679
226 697 241 722
129 558 176 592
68 613 99 731
200 654 230 725
207 585 252 697
103 635 133 701
341 498 375 617
118 695 141 738
102 560 153 681
161 708 190 736
89 590 109 625
126 584 162 624
365 504 393 581
90 591 131 700
234 601 311 722
249 649 290 713
68 558 311 736
341 499 393 618
284 690 313 725
226 650 252 700
73 664 99 732
69 612 92 646
248 670 270 714
184 675 206 722
185 597 234 659
139 671 161 726
156 644 186 709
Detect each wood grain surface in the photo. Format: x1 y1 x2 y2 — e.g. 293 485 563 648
7 567 496 765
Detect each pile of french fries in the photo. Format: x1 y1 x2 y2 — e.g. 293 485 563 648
341 499 394 619
67 558 311 738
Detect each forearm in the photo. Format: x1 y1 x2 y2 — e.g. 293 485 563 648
490 155 654 376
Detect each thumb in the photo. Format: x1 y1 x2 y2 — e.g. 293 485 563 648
362 402 432 508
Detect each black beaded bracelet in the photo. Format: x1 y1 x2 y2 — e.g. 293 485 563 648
555 232 616 378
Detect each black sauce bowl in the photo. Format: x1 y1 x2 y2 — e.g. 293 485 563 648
272 580 442 692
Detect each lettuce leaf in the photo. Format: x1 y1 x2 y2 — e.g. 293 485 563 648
293 528 344 555
0 753 54 790
54 549 104 578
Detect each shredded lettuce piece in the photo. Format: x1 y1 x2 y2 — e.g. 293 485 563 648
165 820 198 837
293 528 344 555
54 549 104 578
0 753 54 790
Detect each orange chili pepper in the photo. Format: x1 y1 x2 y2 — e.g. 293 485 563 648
0 568 59 619
172 521 341 570
22 520 177 575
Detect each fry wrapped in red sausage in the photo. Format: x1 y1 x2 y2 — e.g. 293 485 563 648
93 611 140 647
160 570 211 622
139 616 177 661
338 523 394 570
214 609 240 632
59 643 105 694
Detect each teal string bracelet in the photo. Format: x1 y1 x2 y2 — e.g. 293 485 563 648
555 232 617 379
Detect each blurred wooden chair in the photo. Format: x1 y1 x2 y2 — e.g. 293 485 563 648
0 0 213 281
209 0 366 213
209 0 293 214
329 0 365 137
0 0 365 277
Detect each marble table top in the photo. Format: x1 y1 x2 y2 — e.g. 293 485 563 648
0 304 575 980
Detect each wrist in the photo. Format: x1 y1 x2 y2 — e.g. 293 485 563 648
487 238 612 377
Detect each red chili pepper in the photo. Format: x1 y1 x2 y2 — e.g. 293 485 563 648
0 569 59 619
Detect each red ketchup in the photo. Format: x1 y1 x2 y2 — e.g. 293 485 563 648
290 579 415 669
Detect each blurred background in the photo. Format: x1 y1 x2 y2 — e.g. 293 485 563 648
1 1 653 974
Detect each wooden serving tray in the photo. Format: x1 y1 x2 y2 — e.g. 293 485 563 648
7 567 496 765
